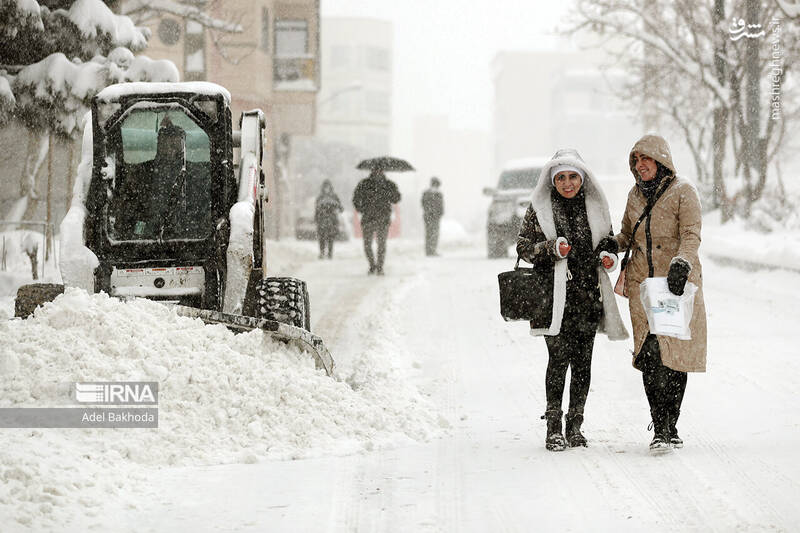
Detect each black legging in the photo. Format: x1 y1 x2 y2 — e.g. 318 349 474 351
544 328 596 413
639 334 687 414
318 230 334 258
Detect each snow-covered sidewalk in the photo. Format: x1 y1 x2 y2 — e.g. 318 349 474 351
702 210 800 272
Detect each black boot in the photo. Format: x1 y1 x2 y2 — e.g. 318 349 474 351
649 407 670 452
669 407 683 448
565 410 587 448
542 409 566 452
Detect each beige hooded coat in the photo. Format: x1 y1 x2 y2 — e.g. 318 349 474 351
616 135 707 372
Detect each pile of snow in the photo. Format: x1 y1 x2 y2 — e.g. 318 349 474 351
703 209 800 271
0 230 60 306
0 289 443 527
439 218 473 248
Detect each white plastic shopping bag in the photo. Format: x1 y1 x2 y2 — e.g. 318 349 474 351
639 277 697 340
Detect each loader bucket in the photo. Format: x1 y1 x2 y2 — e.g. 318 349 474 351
173 306 334 376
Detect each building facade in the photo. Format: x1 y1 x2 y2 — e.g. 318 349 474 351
316 17 393 156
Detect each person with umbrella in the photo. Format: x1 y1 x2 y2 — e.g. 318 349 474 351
352 157 408 275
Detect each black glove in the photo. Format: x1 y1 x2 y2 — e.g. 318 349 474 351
594 236 619 256
667 258 691 295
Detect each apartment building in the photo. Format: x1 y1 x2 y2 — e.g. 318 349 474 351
316 17 393 156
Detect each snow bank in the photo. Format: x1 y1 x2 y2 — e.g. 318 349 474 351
439 218 473 248
0 289 442 527
703 210 800 271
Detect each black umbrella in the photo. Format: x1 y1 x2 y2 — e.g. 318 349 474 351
356 156 415 172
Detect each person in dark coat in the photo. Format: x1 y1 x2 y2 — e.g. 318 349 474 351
352 168 401 275
421 176 444 256
516 149 628 451
115 116 206 240
314 179 344 259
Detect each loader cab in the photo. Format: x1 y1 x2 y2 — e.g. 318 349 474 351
85 85 236 308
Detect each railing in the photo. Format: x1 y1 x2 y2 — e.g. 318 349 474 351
0 220 57 281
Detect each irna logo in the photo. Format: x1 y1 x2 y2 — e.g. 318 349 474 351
73 382 159 405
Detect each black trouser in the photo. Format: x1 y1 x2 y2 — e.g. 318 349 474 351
362 219 389 269
639 334 687 430
318 229 335 258
544 328 596 413
424 218 440 256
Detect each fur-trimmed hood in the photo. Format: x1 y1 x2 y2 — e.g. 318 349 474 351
628 134 676 177
529 148 613 250
528 148 628 340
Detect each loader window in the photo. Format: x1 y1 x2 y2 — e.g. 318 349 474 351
108 109 213 242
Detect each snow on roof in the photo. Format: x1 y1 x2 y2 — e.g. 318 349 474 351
502 156 551 171
96 82 231 104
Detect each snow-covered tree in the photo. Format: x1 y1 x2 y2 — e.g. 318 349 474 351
0 0 179 221
120 0 249 65
567 0 800 222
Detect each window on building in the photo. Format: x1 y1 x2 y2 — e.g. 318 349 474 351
261 8 269 52
157 18 181 46
331 46 350 69
364 47 390 71
275 19 308 57
184 20 205 81
365 91 390 115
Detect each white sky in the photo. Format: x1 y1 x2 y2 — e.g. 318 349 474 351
321 1 572 151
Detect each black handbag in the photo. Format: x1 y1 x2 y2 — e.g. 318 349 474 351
498 256 554 328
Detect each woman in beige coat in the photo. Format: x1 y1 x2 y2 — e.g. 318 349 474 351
615 135 707 451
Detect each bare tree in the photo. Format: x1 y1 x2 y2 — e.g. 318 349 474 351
120 0 255 65
567 0 800 222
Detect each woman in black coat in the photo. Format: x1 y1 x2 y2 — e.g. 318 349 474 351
314 180 343 259
516 149 628 451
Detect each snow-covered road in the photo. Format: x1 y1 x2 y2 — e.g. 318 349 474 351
96 239 800 532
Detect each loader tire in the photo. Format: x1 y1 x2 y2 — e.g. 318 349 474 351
255 277 311 332
15 283 65 318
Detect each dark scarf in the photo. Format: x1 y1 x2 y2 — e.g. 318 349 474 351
551 187 602 329
637 162 672 199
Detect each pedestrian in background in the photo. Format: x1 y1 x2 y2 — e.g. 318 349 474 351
421 176 444 256
516 148 628 452
352 168 401 275
314 179 343 259
615 134 707 452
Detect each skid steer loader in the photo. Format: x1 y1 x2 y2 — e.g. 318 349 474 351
14 82 333 375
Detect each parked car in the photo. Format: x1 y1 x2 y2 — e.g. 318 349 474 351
483 157 547 258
